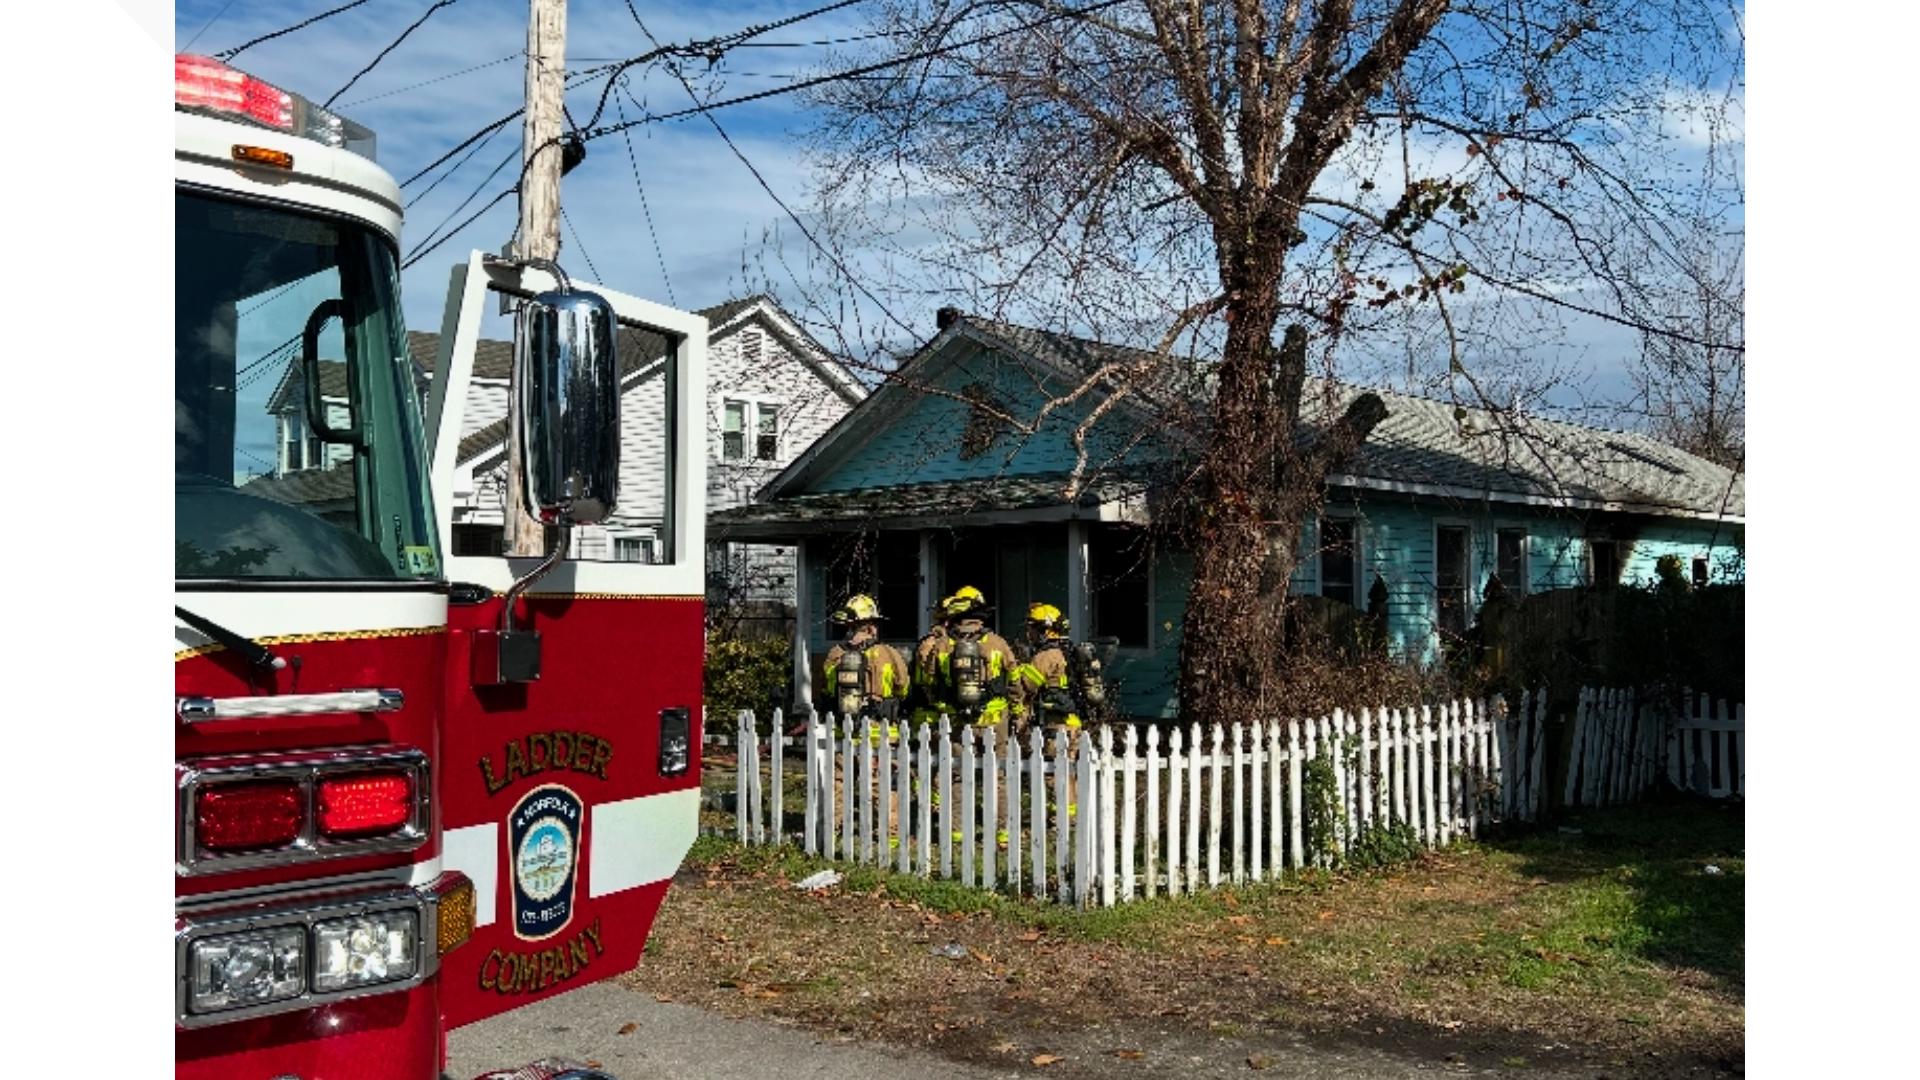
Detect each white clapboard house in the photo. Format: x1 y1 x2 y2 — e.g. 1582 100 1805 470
407 295 866 616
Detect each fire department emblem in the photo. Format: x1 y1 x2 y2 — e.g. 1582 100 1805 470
508 784 582 941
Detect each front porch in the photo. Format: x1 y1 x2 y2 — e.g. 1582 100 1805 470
710 475 1183 719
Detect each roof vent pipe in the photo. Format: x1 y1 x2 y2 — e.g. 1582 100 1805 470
936 306 962 331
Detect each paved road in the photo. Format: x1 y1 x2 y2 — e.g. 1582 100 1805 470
449 981 1671 1079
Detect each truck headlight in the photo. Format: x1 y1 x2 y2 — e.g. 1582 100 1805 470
312 912 418 992
188 926 306 1013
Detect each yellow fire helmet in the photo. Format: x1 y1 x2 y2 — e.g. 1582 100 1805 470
1028 602 1067 635
941 585 989 617
831 594 886 625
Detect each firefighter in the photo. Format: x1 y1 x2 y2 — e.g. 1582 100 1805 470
1011 602 1082 747
823 594 910 741
908 598 952 727
916 586 1016 750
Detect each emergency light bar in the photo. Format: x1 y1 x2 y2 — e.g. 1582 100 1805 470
175 53 376 161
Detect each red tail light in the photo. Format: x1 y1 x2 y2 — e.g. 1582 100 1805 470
317 772 414 838
197 781 303 851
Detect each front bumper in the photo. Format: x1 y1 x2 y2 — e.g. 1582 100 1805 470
176 872 469 1029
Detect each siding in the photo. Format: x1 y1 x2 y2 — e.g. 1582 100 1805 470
811 344 1163 492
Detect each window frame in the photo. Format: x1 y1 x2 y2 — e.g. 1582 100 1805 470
1317 515 1360 608
1089 525 1154 651
721 399 747 461
1493 524 1530 597
1432 519 1474 642
754 401 780 462
1588 537 1622 588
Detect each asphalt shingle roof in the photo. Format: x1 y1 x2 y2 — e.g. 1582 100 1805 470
712 472 1149 532
951 318 1742 518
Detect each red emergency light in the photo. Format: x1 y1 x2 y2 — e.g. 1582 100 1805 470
175 54 376 158
317 772 415 838
196 781 303 851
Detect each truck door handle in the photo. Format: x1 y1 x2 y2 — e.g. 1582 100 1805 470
177 689 405 723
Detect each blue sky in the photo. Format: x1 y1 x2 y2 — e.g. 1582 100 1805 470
176 0 867 334
174 1 1742 421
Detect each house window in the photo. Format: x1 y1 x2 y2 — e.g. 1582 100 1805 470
1090 526 1151 649
452 524 503 557
1590 539 1621 588
1692 555 1709 589
875 533 920 630
722 400 746 460
1495 528 1528 596
1319 518 1357 607
282 411 303 472
615 536 656 564
756 403 779 461
1435 525 1470 639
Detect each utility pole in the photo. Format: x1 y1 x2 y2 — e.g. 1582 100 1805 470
506 0 568 556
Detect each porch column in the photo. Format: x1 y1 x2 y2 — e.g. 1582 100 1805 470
1066 519 1091 637
916 530 936 639
792 538 814 717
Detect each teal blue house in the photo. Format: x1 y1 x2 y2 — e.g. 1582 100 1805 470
711 313 1746 720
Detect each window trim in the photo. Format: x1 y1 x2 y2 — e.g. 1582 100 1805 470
1432 518 1475 642
719 393 788 464
1587 536 1622 588
754 401 780 462
1090 526 1155 653
721 399 747 461
1492 523 1531 598
1317 514 1362 609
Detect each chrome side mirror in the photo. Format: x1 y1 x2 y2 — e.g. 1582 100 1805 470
513 268 620 527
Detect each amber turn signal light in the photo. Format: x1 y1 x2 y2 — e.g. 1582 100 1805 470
437 876 476 956
232 144 294 169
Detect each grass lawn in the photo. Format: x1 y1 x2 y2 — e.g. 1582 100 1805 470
647 776 1742 1075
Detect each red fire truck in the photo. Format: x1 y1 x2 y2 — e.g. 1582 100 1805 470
175 53 705 1079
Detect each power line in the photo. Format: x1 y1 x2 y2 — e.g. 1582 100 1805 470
583 0 1131 142
406 120 506 210
406 144 519 265
614 89 676 306
217 0 373 61
626 8 918 337
324 0 464 109
182 0 238 52
402 189 515 270
560 207 601 282
337 51 521 109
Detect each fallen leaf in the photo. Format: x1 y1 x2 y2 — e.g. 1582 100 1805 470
653 994 673 1003
1248 1054 1276 1070
617 1023 638 1035
992 1041 1018 1054
1113 1049 1146 1060
1227 915 1252 926
1032 1054 1064 1067
1264 937 1290 946
1317 911 1335 921
1019 931 1042 942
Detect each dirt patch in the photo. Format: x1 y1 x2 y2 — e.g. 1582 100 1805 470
628 801 1743 1079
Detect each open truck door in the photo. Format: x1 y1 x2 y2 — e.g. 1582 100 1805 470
424 254 706 1028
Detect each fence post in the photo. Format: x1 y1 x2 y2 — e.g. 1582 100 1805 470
896 723 912 873
877 715 892 861
1122 725 1138 900
936 716 951 878
734 711 749 842
821 713 838 861
982 728 999 890
1099 726 1117 907
918 722 933 876
1287 719 1305 870
1145 725 1161 897
1248 720 1264 883
1075 730 1096 908
1029 728 1045 898
1198 722 1215 887
1267 719 1284 878
1230 721 1246 885
1054 730 1072 904
961 725 977 888
803 712 818 855
1165 725 1183 896
1563 689 1586 808
1006 730 1022 896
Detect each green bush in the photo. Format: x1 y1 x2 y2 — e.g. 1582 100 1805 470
704 632 791 732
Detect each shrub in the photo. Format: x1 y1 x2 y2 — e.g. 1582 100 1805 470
704 632 791 731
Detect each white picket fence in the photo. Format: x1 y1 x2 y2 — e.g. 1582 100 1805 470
1668 691 1745 799
1560 686 1745 806
721 693 1552 908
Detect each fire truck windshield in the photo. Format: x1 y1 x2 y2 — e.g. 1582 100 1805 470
175 188 441 582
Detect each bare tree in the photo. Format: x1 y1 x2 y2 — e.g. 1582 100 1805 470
790 0 1742 724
